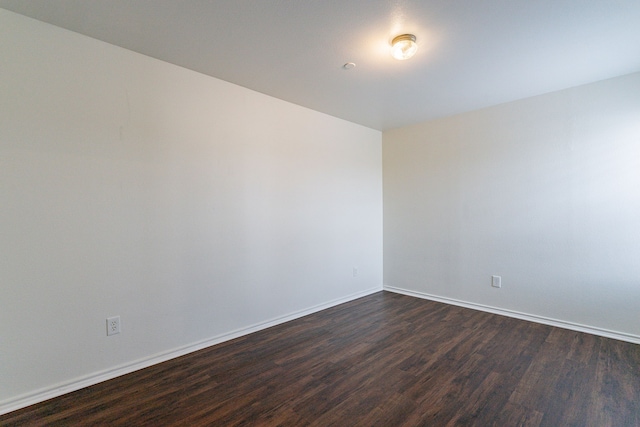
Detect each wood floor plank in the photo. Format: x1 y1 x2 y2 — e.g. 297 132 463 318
2 291 639 426
590 338 640 427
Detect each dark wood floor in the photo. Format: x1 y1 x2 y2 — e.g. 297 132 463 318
2 291 639 426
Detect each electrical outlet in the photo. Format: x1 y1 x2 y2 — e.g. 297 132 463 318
107 316 121 336
491 275 502 288
353 267 359 277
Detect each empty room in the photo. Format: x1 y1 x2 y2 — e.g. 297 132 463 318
1 1 639 425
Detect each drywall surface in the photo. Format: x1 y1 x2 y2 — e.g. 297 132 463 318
0 9 382 407
384 72 640 339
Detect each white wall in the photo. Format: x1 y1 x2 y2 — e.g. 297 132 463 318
384 72 640 340
0 9 382 410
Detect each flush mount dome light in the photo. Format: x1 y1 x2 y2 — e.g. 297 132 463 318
391 34 417 60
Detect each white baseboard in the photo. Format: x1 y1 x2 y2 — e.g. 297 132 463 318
384 286 640 345
0 286 382 416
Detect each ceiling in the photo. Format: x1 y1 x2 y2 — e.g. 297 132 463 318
2 1 640 131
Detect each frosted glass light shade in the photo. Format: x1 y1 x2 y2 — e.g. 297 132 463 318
391 34 417 60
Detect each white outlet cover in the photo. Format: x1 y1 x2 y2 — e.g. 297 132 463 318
107 316 121 336
491 275 502 288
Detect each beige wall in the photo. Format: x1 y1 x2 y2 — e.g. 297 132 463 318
0 9 382 410
384 72 640 340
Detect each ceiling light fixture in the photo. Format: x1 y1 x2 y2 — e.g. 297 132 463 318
391 34 417 60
